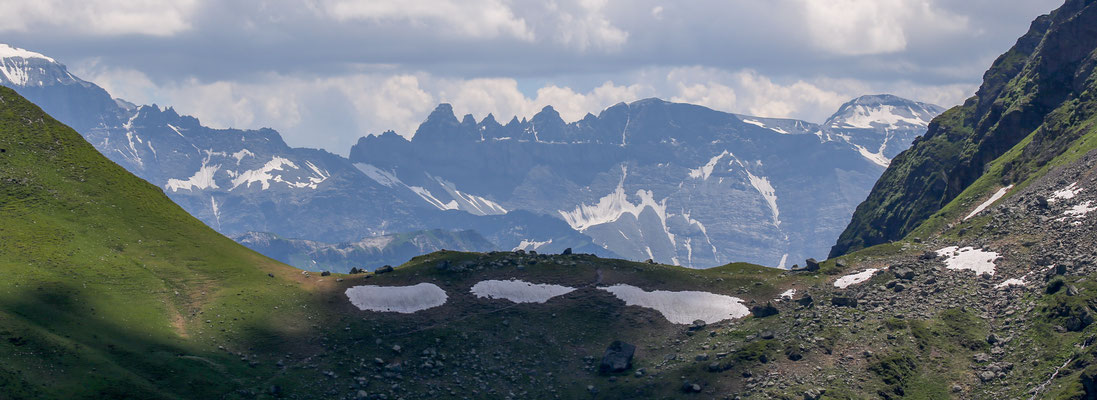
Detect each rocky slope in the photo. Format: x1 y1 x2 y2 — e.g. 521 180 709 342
831 0 1097 257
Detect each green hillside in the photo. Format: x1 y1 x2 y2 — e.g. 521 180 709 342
0 85 333 398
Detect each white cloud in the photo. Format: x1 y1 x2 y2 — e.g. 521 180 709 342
317 0 628 51
0 0 200 36
321 0 534 41
794 0 968 55
545 0 629 51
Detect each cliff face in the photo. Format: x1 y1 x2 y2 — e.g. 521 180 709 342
831 0 1097 258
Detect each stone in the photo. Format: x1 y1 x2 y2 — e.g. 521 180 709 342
562 248 573 255
689 320 707 331
804 258 821 272
831 295 857 308
803 388 825 400
892 266 915 280
681 381 702 393
599 341 635 373
751 302 779 318
796 294 814 307
320 271 331 276
375 265 394 274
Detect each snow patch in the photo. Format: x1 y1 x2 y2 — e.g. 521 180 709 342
210 196 222 229
355 163 403 187
778 289 796 300
165 163 221 192
345 283 448 313
231 149 254 165
470 280 576 304
1051 182 1083 203
599 284 749 324
964 185 1013 220
1061 201 1097 220
834 105 929 129
167 124 186 138
834 269 879 288
559 166 672 237
688 150 729 180
853 144 890 168
742 119 766 128
230 157 329 190
936 246 999 276
0 44 55 62
513 239 552 252
996 278 1026 288
430 176 508 215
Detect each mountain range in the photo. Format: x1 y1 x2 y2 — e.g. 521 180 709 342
5 0 1097 398
0 44 942 271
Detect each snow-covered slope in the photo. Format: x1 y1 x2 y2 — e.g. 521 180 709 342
821 94 945 167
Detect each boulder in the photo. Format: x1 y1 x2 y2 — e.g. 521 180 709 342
831 295 858 308
688 320 707 331
796 294 814 307
599 341 636 373
804 258 820 272
320 271 331 277
891 266 915 280
680 381 702 393
562 248 573 255
751 302 779 318
375 265 394 274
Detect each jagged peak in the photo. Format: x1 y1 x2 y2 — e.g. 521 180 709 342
425 103 458 124
460 114 476 126
532 105 563 121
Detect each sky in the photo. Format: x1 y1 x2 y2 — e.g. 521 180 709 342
0 0 1064 154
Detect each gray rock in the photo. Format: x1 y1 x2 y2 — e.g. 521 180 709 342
599 341 635 373
751 302 780 318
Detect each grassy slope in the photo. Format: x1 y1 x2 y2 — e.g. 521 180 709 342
0 85 333 398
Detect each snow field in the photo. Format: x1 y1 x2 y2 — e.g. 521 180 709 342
599 284 749 324
345 283 448 313
470 279 576 303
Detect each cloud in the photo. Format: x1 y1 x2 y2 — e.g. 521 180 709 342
320 0 534 41
543 0 629 51
794 0 969 55
0 0 200 36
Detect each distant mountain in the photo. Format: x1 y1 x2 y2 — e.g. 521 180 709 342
0 44 941 268
234 229 497 273
821 94 945 167
351 96 941 268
